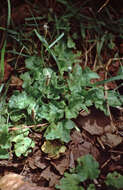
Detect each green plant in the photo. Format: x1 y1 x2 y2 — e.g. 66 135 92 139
8 43 123 143
10 127 35 157
0 124 10 159
105 171 123 189
0 112 35 158
0 38 123 159
0 0 123 160
56 154 123 190
0 88 35 159
56 154 99 190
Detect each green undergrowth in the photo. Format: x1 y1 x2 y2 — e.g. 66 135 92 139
56 154 123 190
0 0 123 159
0 49 123 158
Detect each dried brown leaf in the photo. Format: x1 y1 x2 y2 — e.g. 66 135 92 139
40 166 60 187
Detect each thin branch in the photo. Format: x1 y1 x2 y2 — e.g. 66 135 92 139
9 123 48 131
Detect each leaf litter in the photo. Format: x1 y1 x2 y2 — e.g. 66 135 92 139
0 106 122 189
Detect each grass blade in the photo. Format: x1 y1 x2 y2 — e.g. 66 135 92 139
48 33 64 49
7 0 11 27
0 40 6 80
95 75 123 86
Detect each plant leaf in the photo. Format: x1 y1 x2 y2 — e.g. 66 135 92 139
41 140 66 159
76 154 100 181
56 173 84 190
11 128 35 157
44 120 75 142
105 172 123 189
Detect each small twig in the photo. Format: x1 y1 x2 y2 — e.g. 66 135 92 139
83 42 96 58
83 41 96 68
84 49 88 68
98 0 110 13
93 53 98 71
101 158 111 169
97 137 105 150
14 46 25 69
109 150 123 154
9 123 48 131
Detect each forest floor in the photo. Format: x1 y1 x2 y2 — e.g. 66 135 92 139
0 1 123 190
